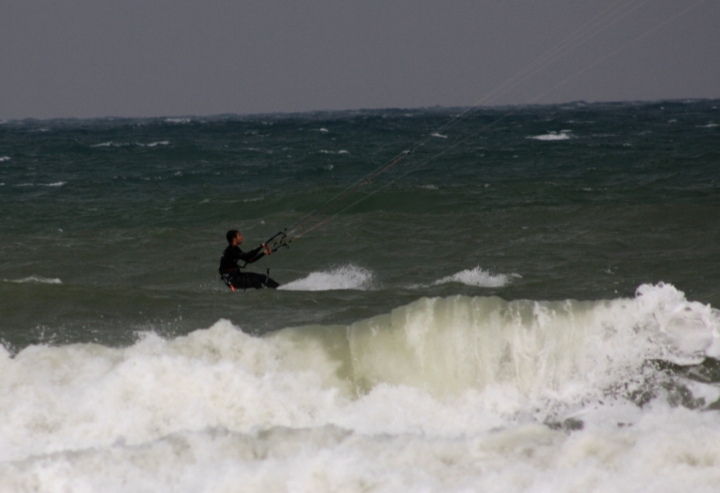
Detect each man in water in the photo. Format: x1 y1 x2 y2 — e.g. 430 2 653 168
219 230 280 290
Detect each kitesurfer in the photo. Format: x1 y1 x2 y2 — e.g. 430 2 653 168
219 230 280 290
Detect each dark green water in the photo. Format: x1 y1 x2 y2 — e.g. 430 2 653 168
1 100 719 349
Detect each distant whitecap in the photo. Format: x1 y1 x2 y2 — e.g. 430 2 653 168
434 266 520 288
528 131 572 141
4 276 62 285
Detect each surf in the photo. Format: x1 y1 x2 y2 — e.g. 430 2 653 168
2 283 718 461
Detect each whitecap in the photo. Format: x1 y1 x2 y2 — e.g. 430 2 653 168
165 118 191 124
143 141 170 148
431 132 448 139
0 156 11 162
528 131 572 141
697 123 718 128
91 142 122 148
433 266 519 288
279 265 373 291
4 276 62 285
40 182 66 187
318 128 329 133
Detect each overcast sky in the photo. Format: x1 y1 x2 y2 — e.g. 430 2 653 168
1 0 718 119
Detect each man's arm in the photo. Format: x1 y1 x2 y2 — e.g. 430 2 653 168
238 245 265 264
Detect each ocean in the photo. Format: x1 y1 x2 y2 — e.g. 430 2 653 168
1 100 719 491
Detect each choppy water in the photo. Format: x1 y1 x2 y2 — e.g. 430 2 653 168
1 100 720 491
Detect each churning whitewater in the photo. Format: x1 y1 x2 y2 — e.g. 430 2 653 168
2 284 720 491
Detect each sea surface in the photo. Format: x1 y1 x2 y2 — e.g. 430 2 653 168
1 100 720 491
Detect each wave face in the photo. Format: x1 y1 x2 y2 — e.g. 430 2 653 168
348 283 720 395
2 284 720 491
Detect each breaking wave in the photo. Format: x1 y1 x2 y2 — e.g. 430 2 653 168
279 265 374 291
2 283 720 491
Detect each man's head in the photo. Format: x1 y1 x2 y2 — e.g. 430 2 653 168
226 230 243 246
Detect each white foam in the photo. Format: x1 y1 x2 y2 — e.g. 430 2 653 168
0 156 10 162
1 284 719 491
40 181 66 187
431 132 448 139
697 123 718 128
528 131 572 141
144 141 170 147
434 266 519 288
279 265 373 291
3 276 62 284
3 409 720 492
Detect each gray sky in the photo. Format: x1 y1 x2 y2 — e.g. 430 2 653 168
1 0 718 119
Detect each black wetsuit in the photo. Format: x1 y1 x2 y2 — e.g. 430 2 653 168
219 245 280 290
